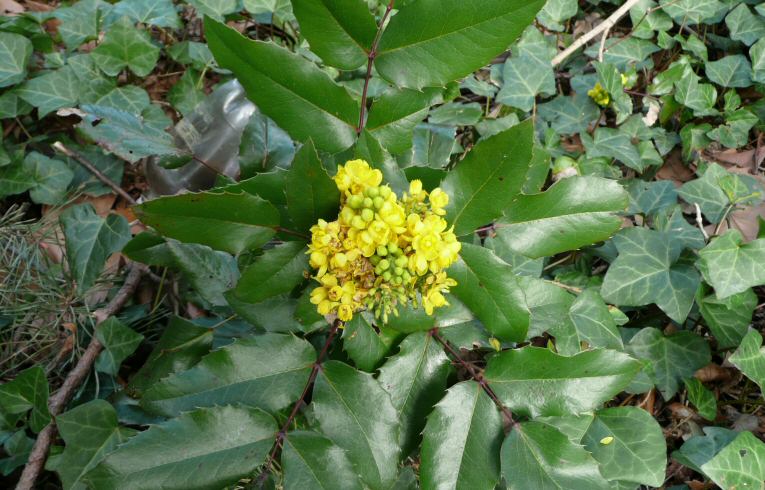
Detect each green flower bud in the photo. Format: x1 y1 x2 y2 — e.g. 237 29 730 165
393 276 403 285
402 271 411 282
351 215 366 229
373 196 384 210
370 255 381 265
395 256 407 268
376 245 388 256
361 208 374 222
394 267 404 276
379 186 391 199
387 243 400 255
379 259 390 270
382 271 392 282
366 186 380 198
348 195 364 209
363 197 373 209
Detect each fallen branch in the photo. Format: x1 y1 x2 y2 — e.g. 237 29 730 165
16 263 146 490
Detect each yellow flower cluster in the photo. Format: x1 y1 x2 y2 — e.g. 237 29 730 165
308 160 461 323
588 82 610 107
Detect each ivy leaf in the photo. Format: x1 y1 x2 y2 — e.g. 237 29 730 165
366 87 443 154
243 0 293 17
126 317 213 397
60 204 131 292
627 180 678 216
659 0 725 25
95 318 144 376
752 38 765 84
205 18 359 154
228 241 308 306
0 366 50 433
581 128 642 171
685 378 717 421
502 421 610 489
449 244 530 342
581 407 667 487
135 191 280 255
705 55 753 88
111 0 181 29
585 38 660 69
83 406 276 489
378 332 452 456
16 65 80 118
678 163 761 223
0 32 32 88
595 62 632 124
166 241 239 307
496 54 555 112
673 427 737 473
420 381 503 490
729 330 765 393
167 70 205 116
92 17 160 77
698 230 765 299
313 361 400 490
47 400 136 490
566 289 624 351
625 327 711 399
96 85 151 114
54 0 109 50
187 0 238 20
375 0 546 89
725 4 765 46
700 431 765 489
282 431 363 490
707 109 759 148
24 152 73 205
495 176 627 258
698 287 756 349
342 314 390 372
0 160 35 198
291 0 376 70
441 120 536 236
537 94 600 135
141 333 315 417
600 227 700 323
536 0 578 31
674 74 717 116
484 347 641 417
285 140 340 232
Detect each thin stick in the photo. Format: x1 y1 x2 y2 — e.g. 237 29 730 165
430 328 517 428
52 142 137 205
256 320 342 487
16 263 146 490
357 0 395 135
551 0 642 67
694 203 709 240
597 24 613 62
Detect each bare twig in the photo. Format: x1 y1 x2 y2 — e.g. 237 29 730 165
694 203 709 240
597 24 613 62
551 0 642 67
52 142 137 205
16 263 146 490
256 320 342 487
357 0 395 135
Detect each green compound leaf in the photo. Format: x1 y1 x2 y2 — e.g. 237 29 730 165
600 227 700 323
92 17 160 77
205 18 359 154
449 243 530 342
0 32 32 88
375 0 545 89
502 421 610 489
291 0 376 70
282 431 363 490
378 332 452 456
141 333 315 417
685 378 717 421
725 3 765 46
135 191 280 255
285 140 340 232
581 407 667 487
698 287 757 350
700 431 765 489
111 0 181 29
313 361 400 490
229 241 309 305
441 120 536 237
625 327 711 399
95 318 144 376
0 366 51 433
729 330 765 393
366 87 443 154
484 347 641 418
47 400 136 490
420 381 503 490
699 230 765 299
60 204 131 292
83 406 276 489
495 176 627 258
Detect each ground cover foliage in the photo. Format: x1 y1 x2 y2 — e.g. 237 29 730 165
1 0 765 489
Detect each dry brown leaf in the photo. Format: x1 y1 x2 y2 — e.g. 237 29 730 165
695 363 735 383
656 149 695 184
704 148 760 170
0 0 23 15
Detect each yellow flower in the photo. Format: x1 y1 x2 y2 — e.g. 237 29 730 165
337 304 354 321
588 83 610 107
334 159 382 195
429 188 449 215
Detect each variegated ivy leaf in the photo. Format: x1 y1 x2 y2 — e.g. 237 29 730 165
725 3 765 46
699 230 765 299
705 55 752 88
536 0 578 31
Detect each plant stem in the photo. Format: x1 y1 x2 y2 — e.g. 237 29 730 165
430 328 517 428
275 226 310 240
52 142 137 205
356 0 395 135
256 320 342 487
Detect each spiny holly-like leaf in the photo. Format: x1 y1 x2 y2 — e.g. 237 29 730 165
60 204 131 292
355 131 409 197
625 327 711 399
205 18 359 153
495 176 627 258
228 241 309 305
378 332 452 456
0 366 50 433
375 0 546 89
484 347 641 417
600 227 700 323
581 407 667 487
47 400 136 490
420 381 503 490
282 431 363 490
698 287 756 349
342 314 390 372
698 230 765 299
166 241 239 307
92 17 160 77
700 431 765 489
729 330 765 393
285 140 340 232
449 244 530 342
83 406 276 489
0 32 32 88
502 421 610 489
95 318 144 376
141 333 315 417
291 0 376 70
136 191 280 255
685 378 717 421
366 87 443 154
312 361 400 490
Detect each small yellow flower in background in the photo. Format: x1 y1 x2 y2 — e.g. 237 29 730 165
308 160 461 322
588 82 610 107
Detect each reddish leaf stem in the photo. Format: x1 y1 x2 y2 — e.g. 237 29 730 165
256 320 342 487
357 0 395 135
